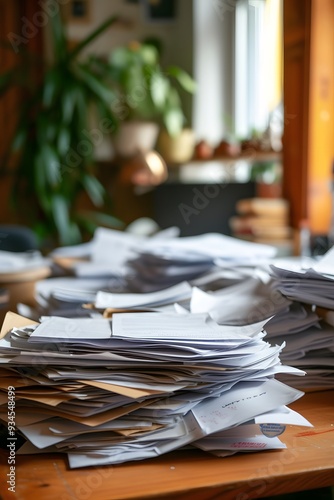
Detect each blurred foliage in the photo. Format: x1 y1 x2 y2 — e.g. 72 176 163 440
0 10 123 247
100 39 196 137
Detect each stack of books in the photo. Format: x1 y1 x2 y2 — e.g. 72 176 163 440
229 197 293 252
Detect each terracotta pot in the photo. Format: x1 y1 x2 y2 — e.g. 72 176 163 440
256 182 282 198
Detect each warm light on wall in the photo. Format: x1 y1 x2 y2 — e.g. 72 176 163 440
264 0 283 112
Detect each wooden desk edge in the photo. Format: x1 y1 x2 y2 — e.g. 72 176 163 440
0 390 333 500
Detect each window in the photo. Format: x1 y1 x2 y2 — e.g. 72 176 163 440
193 0 282 143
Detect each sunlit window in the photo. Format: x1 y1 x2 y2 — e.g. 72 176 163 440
193 0 282 144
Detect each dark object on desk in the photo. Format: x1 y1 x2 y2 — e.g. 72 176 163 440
0 225 38 252
153 182 256 236
311 235 332 256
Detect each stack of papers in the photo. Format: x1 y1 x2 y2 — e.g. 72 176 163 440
0 311 310 468
126 233 277 292
51 226 179 279
0 250 50 281
262 249 334 390
270 264 334 309
50 227 277 293
189 273 292 326
18 276 124 320
0 250 50 280
94 281 192 312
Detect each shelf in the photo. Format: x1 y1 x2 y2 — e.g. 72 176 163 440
165 152 282 185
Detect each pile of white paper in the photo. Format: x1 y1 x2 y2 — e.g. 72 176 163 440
18 276 124 320
270 264 334 309
254 249 334 390
0 250 50 279
189 273 292 326
125 233 277 292
50 226 180 279
0 311 310 468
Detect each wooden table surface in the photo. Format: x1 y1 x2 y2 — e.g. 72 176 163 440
1 390 333 500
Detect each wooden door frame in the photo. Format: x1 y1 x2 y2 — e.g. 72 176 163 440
283 0 334 238
0 0 43 224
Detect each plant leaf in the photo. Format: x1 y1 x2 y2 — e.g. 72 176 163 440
34 153 51 212
57 126 71 156
78 210 124 229
82 174 105 206
50 8 67 63
163 88 184 136
76 65 115 104
150 71 170 108
51 194 81 245
164 108 184 137
42 68 61 107
140 44 158 65
167 66 197 93
11 127 27 152
61 86 77 124
39 144 61 187
68 15 119 60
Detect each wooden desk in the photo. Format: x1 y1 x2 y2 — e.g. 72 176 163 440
1 390 333 500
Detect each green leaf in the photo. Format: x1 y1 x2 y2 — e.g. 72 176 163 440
11 128 27 152
42 69 61 107
71 86 88 128
167 66 197 93
150 71 170 108
164 108 184 137
82 174 105 206
61 86 77 124
68 15 119 60
76 65 115 104
39 144 61 187
140 44 158 65
95 100 118 134
51 195 81 245
35 113 55 144
50 9 67 63
109 46 131 68
163 88 184 136
78 210 124 229
57 126 71 156
34 154 51 212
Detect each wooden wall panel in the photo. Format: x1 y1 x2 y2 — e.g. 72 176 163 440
0 0 43 224
282 0 311 230
0 0 21 223
283 0 334 236
0 0 20 166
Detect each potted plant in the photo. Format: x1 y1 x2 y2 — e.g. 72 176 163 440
0 9 122 247
101 40 196 159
